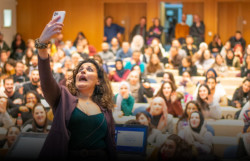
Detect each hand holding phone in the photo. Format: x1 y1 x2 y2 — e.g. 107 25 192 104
52 11 66 23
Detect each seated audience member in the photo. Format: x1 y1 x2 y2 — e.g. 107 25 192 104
195 49 215 75
21 103 51 133
71 52 82 69
220 41 231 58
109 37 120 56
177 71 196 102
0 96 14 128
63 40 76 57
75 43 89 59
93 55 109 74
237 110 250 159
3 77 23 106
126 70 153 103
109 59 130 82
10 33 26 60
225 49 241 70
0 32 11 55
22 69 40 95
0 50 9 68
179 56 197 76
13 61 29 83
59 69 73 87
232 78 250 109
140 45 153 64
2 59 16 78
22 48 35 68
148 134 193 161
241 54 250 77
195 84 222 120
171 39 187 58
73 32 85 47
0 126 20 149
167 47 182 69
145 53 164 77
18 91 40 124
79 37 96 57
234 44 244 64
114 81 134 116
147 18 164 44
212 54 228 77
178 111 213 155
156 81 183 117
229 30 246 52
150 38 166 58
177 101 201 133
193 42 208 63
125 50 146 73
136 112 163 147
147 97 173 133
161 72 177 89
104 16 124 43
131 64 149 83
27 55 38 76
181 35 198 57
116 42 132 61
208 34 223 56
130 35 145 53
206 77 228 106
98 42 115 63
50 60 64 83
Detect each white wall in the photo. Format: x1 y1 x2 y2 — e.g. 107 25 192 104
0 0 17 47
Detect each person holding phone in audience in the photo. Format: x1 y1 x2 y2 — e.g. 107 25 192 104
36 15 115 160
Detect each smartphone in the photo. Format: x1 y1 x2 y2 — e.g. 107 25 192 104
52 11 66 23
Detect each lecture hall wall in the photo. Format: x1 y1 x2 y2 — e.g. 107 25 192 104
14 0 250 50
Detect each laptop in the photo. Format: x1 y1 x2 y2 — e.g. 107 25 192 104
115 124 148 161
5 132 47 160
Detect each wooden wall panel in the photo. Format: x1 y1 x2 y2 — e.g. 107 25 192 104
104 3 146 42
218 2 240 45
17 0 103 51
241 2 250 45
182 2 204 20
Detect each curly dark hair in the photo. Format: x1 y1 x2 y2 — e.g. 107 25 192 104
159 134 193 161
67 58 114 110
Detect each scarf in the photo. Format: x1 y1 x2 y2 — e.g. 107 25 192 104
116 60 126 78
116 82 131 111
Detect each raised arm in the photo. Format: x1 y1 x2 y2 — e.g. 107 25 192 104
37 16 64 109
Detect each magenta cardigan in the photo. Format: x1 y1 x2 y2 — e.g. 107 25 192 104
38 55 116 159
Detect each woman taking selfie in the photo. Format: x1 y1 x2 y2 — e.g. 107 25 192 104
36 16 115 160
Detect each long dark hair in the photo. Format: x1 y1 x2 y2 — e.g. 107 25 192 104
159 134 193 161
135 112 155 135
156 80 176 103
237 78 250 99
32 103 48 133
67 58 114 110
197 84 210 111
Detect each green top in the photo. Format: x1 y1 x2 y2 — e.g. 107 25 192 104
114 94 135 116
68 107 107 150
